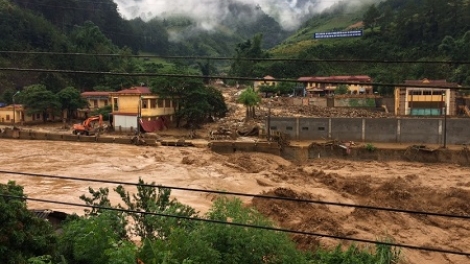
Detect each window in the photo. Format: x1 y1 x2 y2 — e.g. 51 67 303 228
302 127 309 131
103 100 108 106
270 126 277 130
409 90 421 95
142 99 148 109
93 100 98 108
113 98 118 111
158 99 164 108
165 99 171 108
150 99 156 108
423 91 432 95
318 127 325 131
286 126 293 131
6 115 10 121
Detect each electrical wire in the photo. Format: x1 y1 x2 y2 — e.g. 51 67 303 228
1 170 469 220
2 50 470 65
1 193 469 257
0 67 468 90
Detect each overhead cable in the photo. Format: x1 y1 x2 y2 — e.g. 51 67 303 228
1 50 469 65
0 67 468 90
1 170 469 220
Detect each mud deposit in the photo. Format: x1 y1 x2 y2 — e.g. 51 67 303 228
1 139 469 264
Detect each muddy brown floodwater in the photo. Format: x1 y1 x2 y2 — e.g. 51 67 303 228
1 139 470 264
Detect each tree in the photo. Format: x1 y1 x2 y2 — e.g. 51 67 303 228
151 78 227 127
57 86 88 120
277 82 297 96
258 84 278 97
138 197 308 264
363 4 381 32
0 181 56 264
58 211 129 264
114 179 197 241
335 84 349 95
1 88 16 104
230 34 269 80
237 88 261 120
20 84 61 122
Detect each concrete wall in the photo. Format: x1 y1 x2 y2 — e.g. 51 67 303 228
333 98 375 108
268 117 470 145
0 128 157 146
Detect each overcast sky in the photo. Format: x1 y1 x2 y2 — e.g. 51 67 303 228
113 0 346 31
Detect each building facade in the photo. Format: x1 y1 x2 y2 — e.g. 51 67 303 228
0 104 65 124
394 79 459 116
254 75 277 91
78 91 111 118
109 86 176 132
298 75 373 96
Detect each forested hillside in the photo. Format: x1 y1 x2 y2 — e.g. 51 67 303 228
264 0 470 94
1 0 470 96
0 0 290 95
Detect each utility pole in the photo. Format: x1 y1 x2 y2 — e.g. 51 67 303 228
443 92 447 148
267 102 271 142
12 91 20 124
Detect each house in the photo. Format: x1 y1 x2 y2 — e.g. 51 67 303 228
0 104 46 123
254 75 277 91
109 86 177 132
298 75 373 96
78 91 111 118
394 79 459 116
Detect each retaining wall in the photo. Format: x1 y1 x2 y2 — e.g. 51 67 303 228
268 117 470 145
210 141 280 156
0 128 156 146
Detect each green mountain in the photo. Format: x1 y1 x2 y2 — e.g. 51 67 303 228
1 0 470 96
261 0 470 93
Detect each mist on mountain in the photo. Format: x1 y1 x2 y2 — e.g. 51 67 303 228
113 0 342 31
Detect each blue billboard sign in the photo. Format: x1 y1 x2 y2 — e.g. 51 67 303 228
314 30 363 39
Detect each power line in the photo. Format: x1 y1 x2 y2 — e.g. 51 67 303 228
1 193 469 257
2 50 470 65
1 170 469 220
0 67 468 90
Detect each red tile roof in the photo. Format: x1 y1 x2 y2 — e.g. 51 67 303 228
81 91 111 97
404 79 459 87
298 75 371 82
112 87 152 94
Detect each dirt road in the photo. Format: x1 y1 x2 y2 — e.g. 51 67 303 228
1 139 469 264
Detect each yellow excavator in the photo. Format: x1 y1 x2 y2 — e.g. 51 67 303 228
72 115 103 136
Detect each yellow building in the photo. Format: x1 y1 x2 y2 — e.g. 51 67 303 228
394 79 458 116
298 75 373 95
254 75 277 91
0 104 63 124
78 91 111 118
109 86 176 132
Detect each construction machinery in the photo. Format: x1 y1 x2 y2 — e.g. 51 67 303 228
72 115 103 136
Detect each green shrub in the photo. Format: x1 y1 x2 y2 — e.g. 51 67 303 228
365 143 377 152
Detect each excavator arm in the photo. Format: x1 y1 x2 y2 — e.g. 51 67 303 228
72 114 103 135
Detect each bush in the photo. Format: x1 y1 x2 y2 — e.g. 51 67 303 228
365 143 377 152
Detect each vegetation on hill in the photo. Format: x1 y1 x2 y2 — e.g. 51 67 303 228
265 0 470 94
1 0 470 99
